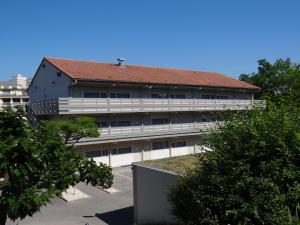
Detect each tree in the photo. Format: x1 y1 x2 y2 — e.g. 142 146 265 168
0 108 113 225
239 58 300 108
169 107 300 225
41 116 100 144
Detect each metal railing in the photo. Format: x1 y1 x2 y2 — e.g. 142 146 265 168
30 97 266 115
76 122 219 144
0 102 27 107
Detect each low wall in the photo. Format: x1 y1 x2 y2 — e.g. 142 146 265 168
132 164 180 225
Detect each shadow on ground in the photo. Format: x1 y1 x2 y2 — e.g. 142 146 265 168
95 206 133 225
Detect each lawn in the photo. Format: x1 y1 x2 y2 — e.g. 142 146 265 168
142 154 199 175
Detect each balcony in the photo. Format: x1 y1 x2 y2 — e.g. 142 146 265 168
30 97 266 115
75 122 218 145
0 102 27 108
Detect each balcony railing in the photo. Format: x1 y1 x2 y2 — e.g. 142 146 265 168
75 122 218 145
0 102 27 108
30 97 266 115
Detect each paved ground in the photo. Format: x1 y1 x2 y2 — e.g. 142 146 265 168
8 166 133 225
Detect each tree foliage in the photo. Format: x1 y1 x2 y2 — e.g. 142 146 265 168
169 107 300 225
0 108 113 225
239 58 300 108
41 116 100 143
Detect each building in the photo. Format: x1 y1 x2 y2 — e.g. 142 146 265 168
28 57 265 167
0 74 30 110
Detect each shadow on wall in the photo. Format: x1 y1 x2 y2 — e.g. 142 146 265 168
95 206 133 225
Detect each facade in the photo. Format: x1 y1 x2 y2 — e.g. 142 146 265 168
0 74 30 110
28 57 265 167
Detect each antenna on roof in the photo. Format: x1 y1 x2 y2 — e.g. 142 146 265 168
117 58 125 66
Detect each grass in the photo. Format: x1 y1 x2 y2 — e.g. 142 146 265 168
142 154 199 175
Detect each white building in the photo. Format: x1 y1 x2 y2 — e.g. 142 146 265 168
0 74 30 110
28 57 264 167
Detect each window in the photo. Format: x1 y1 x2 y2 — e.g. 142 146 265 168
102 150 109 156
100 93 107 98
110 121 117 127
169 94 186 99
176 141 186 147
153 142 164 150
57 72 62 77
109 121 131 127
118 147 131 154
112 149 118 155
216 95 228 100
152 118 169 125
84 92 99 98
100 121 109 127
202 95 215 99
151 93 166 99
86 151 101 158
95 121 110 128
108 92 130 98
12 98 20 102
117 93 130 98
171 141 187 148
152 141 169 150
117 121 131 127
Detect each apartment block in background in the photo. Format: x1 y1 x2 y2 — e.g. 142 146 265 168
0 74 30 110
28 57 265 167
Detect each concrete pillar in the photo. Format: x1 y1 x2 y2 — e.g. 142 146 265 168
169 146 172 158
141 149 144 162
109 152 112 167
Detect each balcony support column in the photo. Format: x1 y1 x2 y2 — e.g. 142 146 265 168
108 151 112 166
169 146 172 158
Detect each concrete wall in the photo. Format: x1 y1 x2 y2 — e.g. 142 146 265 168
132 164 180 225
28 60 72 102
77 136 202 168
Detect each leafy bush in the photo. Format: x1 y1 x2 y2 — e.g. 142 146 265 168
0 108 113 224
169 107 300 225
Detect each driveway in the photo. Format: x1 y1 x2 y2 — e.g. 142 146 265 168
8 166 133 225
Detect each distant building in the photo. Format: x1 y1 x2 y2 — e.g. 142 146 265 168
28 57 265 167
0 74 30 110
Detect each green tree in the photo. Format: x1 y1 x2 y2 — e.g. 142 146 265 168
169 107 300 225
0 108 113 225
41 116 100 144
239 58 300 107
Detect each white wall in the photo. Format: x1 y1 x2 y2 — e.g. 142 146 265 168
28 60 72 102
77 136 202 168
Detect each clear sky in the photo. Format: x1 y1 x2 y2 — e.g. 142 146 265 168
0 0 299 81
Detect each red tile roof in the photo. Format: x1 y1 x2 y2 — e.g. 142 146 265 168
44 57 259 90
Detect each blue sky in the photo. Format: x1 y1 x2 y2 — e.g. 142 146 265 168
0 0 299 81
